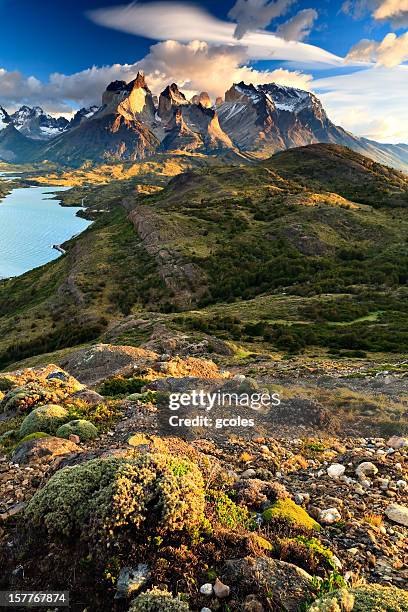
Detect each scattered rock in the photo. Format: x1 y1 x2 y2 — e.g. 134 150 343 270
0 501 26 521
327 464 345 479
213 578 230 599
241 469 257 479
200 584 213 596
356 462 378 479
318 507 341 525
385 503 408 527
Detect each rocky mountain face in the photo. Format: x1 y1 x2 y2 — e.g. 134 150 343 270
1 73 408 170
34 75 236 164
69 106 99 130
9 106 69 140
217 82 401 165
0 124 44 162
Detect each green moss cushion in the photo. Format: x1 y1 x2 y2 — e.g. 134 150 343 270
56 419 98 441
19 404 69 438
262 498 321 531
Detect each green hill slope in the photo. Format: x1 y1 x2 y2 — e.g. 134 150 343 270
1 144 408 367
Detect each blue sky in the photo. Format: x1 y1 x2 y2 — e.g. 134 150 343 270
0 0 394 77
0 0 407 142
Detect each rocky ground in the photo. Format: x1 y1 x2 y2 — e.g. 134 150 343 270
0 345 407 611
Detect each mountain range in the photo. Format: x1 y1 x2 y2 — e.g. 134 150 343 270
1 71 408 171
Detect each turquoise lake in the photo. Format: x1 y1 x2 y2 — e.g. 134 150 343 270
0 181 91 279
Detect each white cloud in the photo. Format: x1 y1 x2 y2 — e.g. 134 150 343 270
227 0 294 40
313 65 408 143
0 64 138 114
0 40 312 114
276 8 318 41
346 32 408 67
342 0 408 27
87 2 343 67
138 40 312 97
374 0 408 24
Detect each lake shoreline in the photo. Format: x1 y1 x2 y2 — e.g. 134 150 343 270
0 180 92 279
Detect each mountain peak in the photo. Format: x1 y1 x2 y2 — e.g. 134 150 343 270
127 71 149 92
191 92 212 108
8 105 69 140
158 83 189 121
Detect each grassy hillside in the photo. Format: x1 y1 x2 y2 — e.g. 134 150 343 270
1 144 408 367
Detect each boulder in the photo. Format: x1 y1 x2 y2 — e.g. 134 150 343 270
11 436 81 464
221 556 315 611
115 564 151 599
71 389 105 405
60 343 157 386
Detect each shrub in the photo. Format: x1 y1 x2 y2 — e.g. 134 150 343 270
1 384 60 414
277 536 337 575
129 588 189 611
0 377 15 391
19 405 69 438
25 453 206 542
262 498 321 531
99 377 147 397
211 491 254 530
56 419 98 441
309 584 408 612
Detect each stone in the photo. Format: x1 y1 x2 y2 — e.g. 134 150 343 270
69 434 81 444
241 469 257 479
385 504 408 527
0 502 26 521
11 437 81 465
377 478 389 490
115 564 151 599
318 508 341 525
327 464 345 479
201 609 212 612
222 557 314 611
213 578 230 599
46 370 69 382
386 436 408 449
356 462 378 479
200 584 213 596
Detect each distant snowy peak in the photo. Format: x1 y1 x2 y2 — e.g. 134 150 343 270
226 82 265 105
259 84 321 114
0 106 12 131
10 106 69 140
